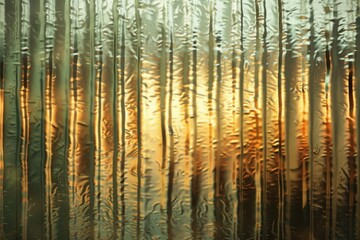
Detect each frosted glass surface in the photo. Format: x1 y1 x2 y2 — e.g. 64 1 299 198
1 0 360 239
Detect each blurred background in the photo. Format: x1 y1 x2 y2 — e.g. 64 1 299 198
1 0 359 239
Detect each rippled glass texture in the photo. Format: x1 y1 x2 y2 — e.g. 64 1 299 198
1 0 360 239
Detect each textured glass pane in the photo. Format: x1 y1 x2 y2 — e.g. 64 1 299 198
1 0 359 239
